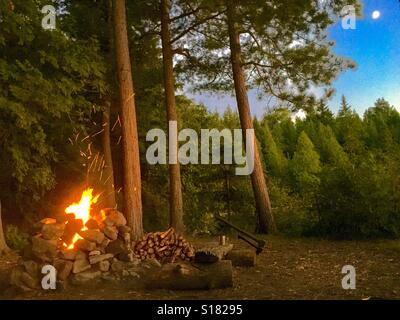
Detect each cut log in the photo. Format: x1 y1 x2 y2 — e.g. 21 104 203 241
226 249 256 267
194 244 234 264
145 261 233 290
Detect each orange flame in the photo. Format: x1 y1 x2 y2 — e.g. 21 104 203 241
64 188 100 250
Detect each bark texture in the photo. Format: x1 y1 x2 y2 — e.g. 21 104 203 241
113 0 143 239
226 1 276 233
101 102 117 209
160 0 185 233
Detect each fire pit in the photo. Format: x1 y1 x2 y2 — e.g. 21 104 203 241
9 188 201 291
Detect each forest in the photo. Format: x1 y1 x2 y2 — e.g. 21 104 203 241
0 0 399 301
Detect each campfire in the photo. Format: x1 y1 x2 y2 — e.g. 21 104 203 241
10 188 197 290
63 188 100 250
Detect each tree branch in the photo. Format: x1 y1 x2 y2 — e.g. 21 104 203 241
170 10 226 44
173 47 191 58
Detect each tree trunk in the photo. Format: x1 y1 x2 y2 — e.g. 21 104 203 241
100 0 117 209
0 201 9 254
160 0 185 234
146 261 233 290
226 249 256 267
226 1 276 234
101 101 117 208
113 0 143 239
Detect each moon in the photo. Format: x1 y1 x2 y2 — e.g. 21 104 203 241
372 10 381 20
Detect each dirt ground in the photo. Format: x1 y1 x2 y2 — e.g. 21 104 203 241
1 235 399 300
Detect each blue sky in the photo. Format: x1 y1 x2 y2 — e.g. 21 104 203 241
187 0 400 117
329 0 400 114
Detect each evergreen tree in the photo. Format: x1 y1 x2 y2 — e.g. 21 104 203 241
291 132 321 195
316 101 334 125
364 98 398 151
261 123 288 178
316 124 349 165
334 101 364 155
338 95 351 117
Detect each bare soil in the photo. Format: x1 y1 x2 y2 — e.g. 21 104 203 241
1 235 399 300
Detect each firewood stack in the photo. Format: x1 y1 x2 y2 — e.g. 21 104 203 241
133 228 195 263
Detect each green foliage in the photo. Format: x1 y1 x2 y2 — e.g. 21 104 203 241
262 100 400 238
257 122 288 178
291 132 321 195
178 0 361 108
5 224 29 251
0 0 107 215
315 124 349 165
269 180 315 237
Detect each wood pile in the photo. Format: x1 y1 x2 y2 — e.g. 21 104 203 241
133 228 195 263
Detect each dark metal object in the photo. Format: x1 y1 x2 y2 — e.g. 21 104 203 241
215 215 266 255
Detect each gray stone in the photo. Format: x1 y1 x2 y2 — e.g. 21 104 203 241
71 270 101 285
101 272 119 283
85 219 99 230
79 229 105 244
142 258 162 269
61 250 78 261
118 225 131 234
111 260 127 272
105 239 125 255
31 236 58 262
99 238 111 253
128 270 140 278
89 253 114 265
122 270 130 277
75 239 97 252
103 209 127 227
20 271 40 290
33 218 56 231
56 280 69 292
10 266 31 291
103 226 118 241
118 250 135 262
41 223 65 240
75 250 87 261
130 257 141 267
98 260 110 272
100 238 111 248
54 260 73 281
89 250 101 256
23 260 39 278
73 258 91 274
122 233 131 247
